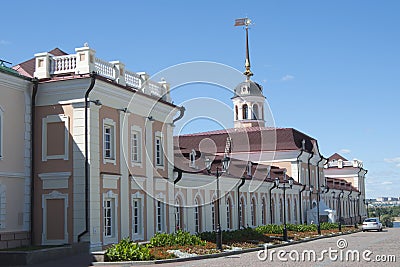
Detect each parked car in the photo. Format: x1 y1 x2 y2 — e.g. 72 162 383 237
362 218 383 232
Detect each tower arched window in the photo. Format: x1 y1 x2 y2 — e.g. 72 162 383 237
235 105 238 120
252 104 259 120
242 104 248 120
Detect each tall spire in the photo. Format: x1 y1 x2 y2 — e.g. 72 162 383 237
235 17 253 80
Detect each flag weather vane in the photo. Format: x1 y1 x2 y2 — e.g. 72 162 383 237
234 17 253 79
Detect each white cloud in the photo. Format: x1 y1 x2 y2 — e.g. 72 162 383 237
281 74 294 81
382 181 393 185
0 40 10 45
339 149 351 154
384 157 400 167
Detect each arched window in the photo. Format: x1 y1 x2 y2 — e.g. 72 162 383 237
242 104 248 120
190 149 196 168
252 104 259 120
235 105 238 120
194 197 202 233
211 198 216 231
251 197 256 226
261 197 266 225
226 197 232 229
175 197 183 230
239 197 245 228
279 198 283 223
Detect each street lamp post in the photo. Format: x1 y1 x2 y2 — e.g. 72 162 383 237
332 190 344 231
274 169 294 241
205 156 230 250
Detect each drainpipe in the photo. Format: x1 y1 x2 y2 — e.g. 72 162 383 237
78 72 97 242
172 106 186 124
269 182 277 224
30 78 39 245
316 155 324 234
307 151 314 209
237 176 246 229
299 184 306 224
296 144 304 225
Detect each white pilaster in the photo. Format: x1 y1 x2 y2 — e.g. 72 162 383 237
145 120 154 238
120 112 129 238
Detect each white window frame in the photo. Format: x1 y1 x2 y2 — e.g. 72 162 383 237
42 114 69 161
194 197 201 233
251 197 256 226
0 184 6 229
0 107 3 160
103 118 116 165
261 197 266 225
155 131 164 168
155 193 166 233
103 190 118 245
131 192 144 240
189 149 196 168
41 190 68 245
226 197 232 230
130 126 142 167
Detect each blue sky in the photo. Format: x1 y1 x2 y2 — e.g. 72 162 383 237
1 0 399 198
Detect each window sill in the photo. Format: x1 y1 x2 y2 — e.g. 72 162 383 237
103 158 116 165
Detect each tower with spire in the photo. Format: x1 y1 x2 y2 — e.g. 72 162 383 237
232 18 265 128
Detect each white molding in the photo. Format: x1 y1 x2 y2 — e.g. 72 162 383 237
103 118 117 165
0 171 25 178
131 192 144 240
130 125 143 167
103 190 119 245
102 174 120 189
39 172 71 189
42 191 69 245
42 114 69 161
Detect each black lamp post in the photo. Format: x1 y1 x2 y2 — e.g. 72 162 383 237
205 156 230 250
363 199 370 218
332 190 344 231
274 169 294 241
310 184 328 235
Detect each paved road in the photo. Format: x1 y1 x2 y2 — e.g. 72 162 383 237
151 228 400 267
17 229 399 266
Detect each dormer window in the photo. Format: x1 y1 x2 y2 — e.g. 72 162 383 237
241 85 248 94
189 149 196 168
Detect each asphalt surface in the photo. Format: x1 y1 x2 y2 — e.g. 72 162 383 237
150 228 400 267
16 228 400 266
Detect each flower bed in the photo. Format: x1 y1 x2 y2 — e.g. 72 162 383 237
104 225 359 261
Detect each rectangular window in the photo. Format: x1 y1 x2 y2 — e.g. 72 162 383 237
226 201 231 229
131 130 141 163
104 125 113 159
104 199 113 237
155 136 163 166
133 199 141 235
194 206 200 232
156 200 164 232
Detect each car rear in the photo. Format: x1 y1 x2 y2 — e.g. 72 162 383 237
362 218 382 231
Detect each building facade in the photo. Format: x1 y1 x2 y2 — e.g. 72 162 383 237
0 63 32 249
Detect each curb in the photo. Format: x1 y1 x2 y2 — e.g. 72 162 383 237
91 229 361 266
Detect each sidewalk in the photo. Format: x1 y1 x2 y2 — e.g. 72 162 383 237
14 253 92 267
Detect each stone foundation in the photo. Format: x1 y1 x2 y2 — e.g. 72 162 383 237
0 231 30 249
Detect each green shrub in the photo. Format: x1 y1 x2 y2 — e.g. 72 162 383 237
198 227 267 243
105 238 152 262
255 224 283 234
149 230 206 247
320 222 338 230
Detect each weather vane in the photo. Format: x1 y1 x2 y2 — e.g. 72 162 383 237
234 17 253 79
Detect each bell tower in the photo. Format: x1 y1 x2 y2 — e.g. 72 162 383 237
232 18 265 128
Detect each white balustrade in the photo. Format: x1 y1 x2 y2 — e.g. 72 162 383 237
51 55 77 74
148 81 164 98
36 46 170 102
125 70 142 89
94 57 115 80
